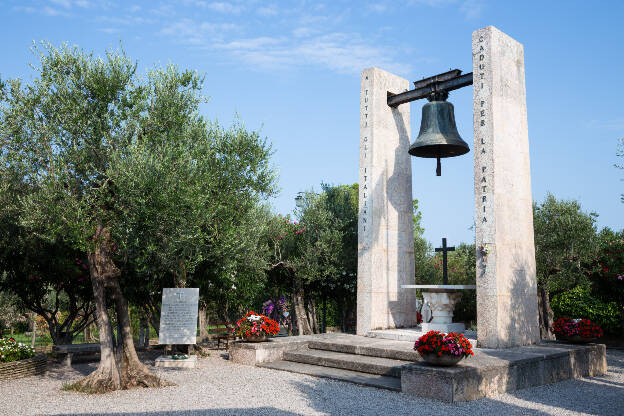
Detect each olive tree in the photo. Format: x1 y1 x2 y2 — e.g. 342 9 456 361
0 43 276 391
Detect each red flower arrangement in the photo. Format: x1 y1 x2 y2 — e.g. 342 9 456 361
552 317 603 339
233 311 280 339
414 330 474 358
416 312 423 325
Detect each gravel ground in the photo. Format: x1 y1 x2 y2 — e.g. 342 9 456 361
2 349 623 416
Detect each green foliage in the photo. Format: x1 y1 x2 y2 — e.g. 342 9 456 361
0 338 35 363
551 285 621 334
0 42 277 326
533 194 598 292
413 199 437 285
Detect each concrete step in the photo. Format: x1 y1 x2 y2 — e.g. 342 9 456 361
283 348 411 378
258 360 402 391
309 338 422 362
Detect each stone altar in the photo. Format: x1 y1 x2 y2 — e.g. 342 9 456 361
402 285 476 333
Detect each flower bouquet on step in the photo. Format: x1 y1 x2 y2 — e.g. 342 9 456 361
233 311 280 342
552 317 603 343
414 330 474 366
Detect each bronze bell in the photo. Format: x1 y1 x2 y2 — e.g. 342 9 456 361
409 91 470 176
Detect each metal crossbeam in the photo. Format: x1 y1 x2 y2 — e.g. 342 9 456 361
387 71 473 107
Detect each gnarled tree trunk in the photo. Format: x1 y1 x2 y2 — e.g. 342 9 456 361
538 285 555 340
71 225 171 393
198 306 208 343
292 276 312 335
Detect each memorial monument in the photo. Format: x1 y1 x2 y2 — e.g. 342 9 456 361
357 25 541 348
156 287 200 368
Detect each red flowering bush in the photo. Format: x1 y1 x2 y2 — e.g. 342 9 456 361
414 330 474 358
416 312 423 325
233 311 280 338
552 317 603 339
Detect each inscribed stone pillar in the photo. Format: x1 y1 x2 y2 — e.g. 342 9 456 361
472 26 540 348
357 67 417 335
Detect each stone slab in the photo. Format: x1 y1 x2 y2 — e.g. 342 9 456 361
367 328 478 345
258 360 401 391
421 323 466 333
401 342 607 402
284 348 410 377
229 334 332 366
402 285 476 290
158 288 199 345
155 355 197 368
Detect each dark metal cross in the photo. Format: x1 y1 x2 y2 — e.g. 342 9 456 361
435 238 455 285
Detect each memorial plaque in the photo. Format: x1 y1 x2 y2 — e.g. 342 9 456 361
158 288 199 345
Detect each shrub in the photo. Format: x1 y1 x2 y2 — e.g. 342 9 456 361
552 317 603 339
551 285 621 334
0 338 35 363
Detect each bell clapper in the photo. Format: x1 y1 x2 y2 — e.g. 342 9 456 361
436 157 441 176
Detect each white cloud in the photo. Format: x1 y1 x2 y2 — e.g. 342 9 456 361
257 4 278 16
42 6 70 16
367 3 388 13
51 0 72 8
586 118 624 130
98 27 120 33
459 0 483 19
207 2 243 14
210 31 411 75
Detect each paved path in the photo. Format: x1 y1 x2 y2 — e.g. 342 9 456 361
3 349 623 416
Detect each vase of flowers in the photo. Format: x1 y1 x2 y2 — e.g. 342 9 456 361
414 330 474 366
233 311 280 342
552 317 603 343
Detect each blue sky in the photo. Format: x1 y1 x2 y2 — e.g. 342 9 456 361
2 0 623 246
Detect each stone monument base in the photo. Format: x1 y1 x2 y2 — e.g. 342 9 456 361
155 355 197 368
231 334 607 402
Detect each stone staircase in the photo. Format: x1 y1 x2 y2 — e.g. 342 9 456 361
257 335 421 391
235 333 608 402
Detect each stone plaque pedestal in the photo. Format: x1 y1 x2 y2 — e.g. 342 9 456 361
155 355 197 368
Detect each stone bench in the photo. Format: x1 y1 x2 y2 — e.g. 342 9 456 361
52 343 100 366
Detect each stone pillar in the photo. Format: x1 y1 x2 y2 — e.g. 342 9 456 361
357 67 416 335
472 26 540 348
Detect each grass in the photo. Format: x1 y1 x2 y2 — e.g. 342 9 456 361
7 332 88 347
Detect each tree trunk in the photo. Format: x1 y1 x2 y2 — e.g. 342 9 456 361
70 225 171 393
306 297 319 334
198 306 208 343
138 319 145 349
143 322 150 347
30 314 36 348
148 305 160 337
109 279 167 389
538 285 555 340
292 277 312 335
84 324 92 343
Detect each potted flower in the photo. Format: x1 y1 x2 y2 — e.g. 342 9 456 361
233 311 280 342
414 330 474 366
552 317 603 343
